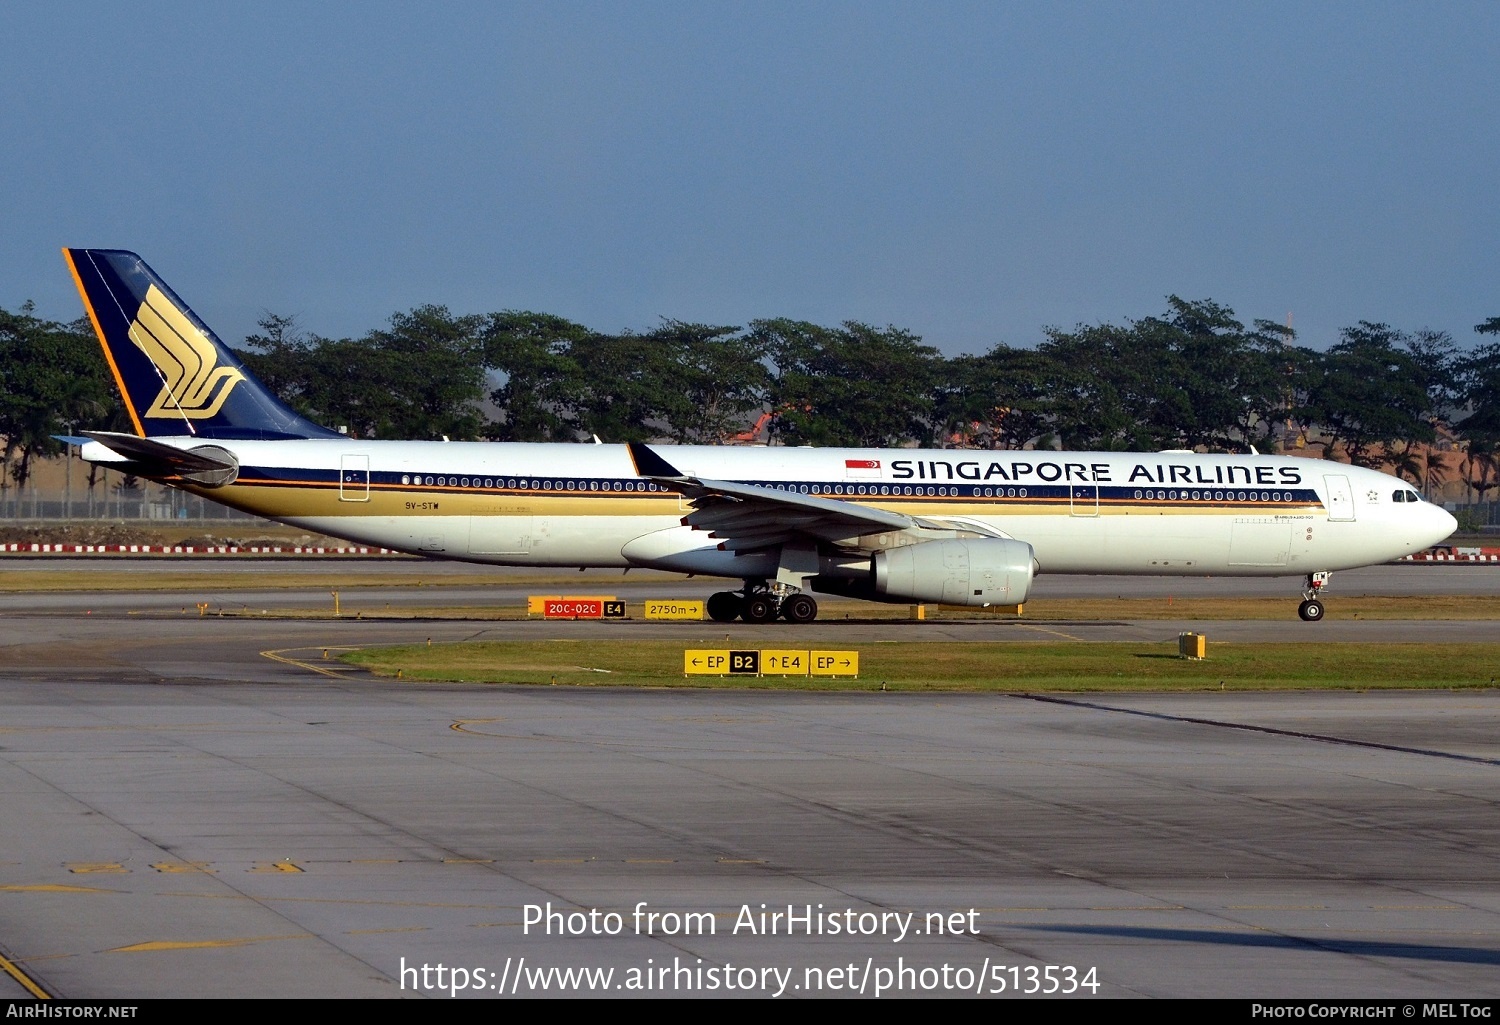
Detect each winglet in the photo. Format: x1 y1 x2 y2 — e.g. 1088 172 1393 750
627 442 686 478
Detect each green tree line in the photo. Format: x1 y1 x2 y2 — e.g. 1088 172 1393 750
5 295 1500 496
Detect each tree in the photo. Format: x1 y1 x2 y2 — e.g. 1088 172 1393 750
1304 323 1435 467
1456 322 1500 453
1141 298 1293 451
240 307 488 439
935 347 1056 449
754 319 942 447
0 304 116 488
1036 298 1301 453
480 311 589 441
1460 438 1499 504
556 329 680 442
360 305 488 440
1420 447 1452 501
237 313 319 408
1403 328 1459 431
1033 322 1143 450
641 321 767 444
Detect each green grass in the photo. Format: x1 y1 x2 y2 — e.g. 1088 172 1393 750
341 639 1500 692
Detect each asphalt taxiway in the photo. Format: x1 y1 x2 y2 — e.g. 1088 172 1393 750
5 562 1500 643
1 564 1498 998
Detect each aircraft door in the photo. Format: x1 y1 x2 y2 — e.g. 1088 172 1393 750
1323 474 1355 521
1069 484 1099 517
339 455 370 502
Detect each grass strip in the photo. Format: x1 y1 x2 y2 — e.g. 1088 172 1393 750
342 639 1500 692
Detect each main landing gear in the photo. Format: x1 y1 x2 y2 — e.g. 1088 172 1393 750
707 582 819 623
1298 571 1331 622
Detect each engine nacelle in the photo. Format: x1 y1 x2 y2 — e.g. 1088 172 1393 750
872 538 1036 606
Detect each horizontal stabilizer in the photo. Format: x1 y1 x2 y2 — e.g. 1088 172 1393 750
82 431 236 476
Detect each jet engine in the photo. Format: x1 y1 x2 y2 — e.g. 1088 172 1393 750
811 537 1036 606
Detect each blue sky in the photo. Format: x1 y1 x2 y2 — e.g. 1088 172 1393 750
4 2 1496 355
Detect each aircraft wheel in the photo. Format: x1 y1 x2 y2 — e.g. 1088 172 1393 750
742 595 778 623
707 591 742 622
1298 598 1325 622
781 594 818 623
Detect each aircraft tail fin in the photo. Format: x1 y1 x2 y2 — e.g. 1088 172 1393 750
62 248 340 440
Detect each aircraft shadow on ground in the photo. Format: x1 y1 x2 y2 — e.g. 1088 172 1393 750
1032 925 1500 965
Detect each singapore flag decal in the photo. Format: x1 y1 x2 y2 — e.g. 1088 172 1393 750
844 458 882 479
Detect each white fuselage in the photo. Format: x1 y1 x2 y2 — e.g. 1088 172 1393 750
81 438 1457 580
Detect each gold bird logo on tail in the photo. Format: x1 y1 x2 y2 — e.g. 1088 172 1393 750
129 284 245 420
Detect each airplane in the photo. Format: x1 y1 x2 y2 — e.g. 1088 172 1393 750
61 248 1457 623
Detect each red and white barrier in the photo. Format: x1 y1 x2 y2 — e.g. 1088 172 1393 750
0 543 396 556
1401 550 1500 562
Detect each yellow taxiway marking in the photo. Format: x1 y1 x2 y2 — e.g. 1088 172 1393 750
658 716 775 724
1228 905 1329 910
1016 624 1086 641
260 647 363 679
348 926 430 935
450 718 506 733
1372 904 1461 911
110 934 308 953
0 951 49 999
0 883 116 894
442 858 494 864
152 862 213 874
249 861 305 873
162 891 500 910
66 863 127 874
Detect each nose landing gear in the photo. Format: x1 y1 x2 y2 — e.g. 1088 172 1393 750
1298 571 1331 621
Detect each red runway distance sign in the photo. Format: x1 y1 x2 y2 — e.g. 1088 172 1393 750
544 598 604 619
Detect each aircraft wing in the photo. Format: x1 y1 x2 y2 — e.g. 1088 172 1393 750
627 442 915 552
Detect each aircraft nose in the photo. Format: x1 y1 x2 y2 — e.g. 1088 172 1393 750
1428 503 1458 544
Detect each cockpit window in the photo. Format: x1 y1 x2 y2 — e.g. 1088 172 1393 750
1393 490 1406 503
1406 490 1422 503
